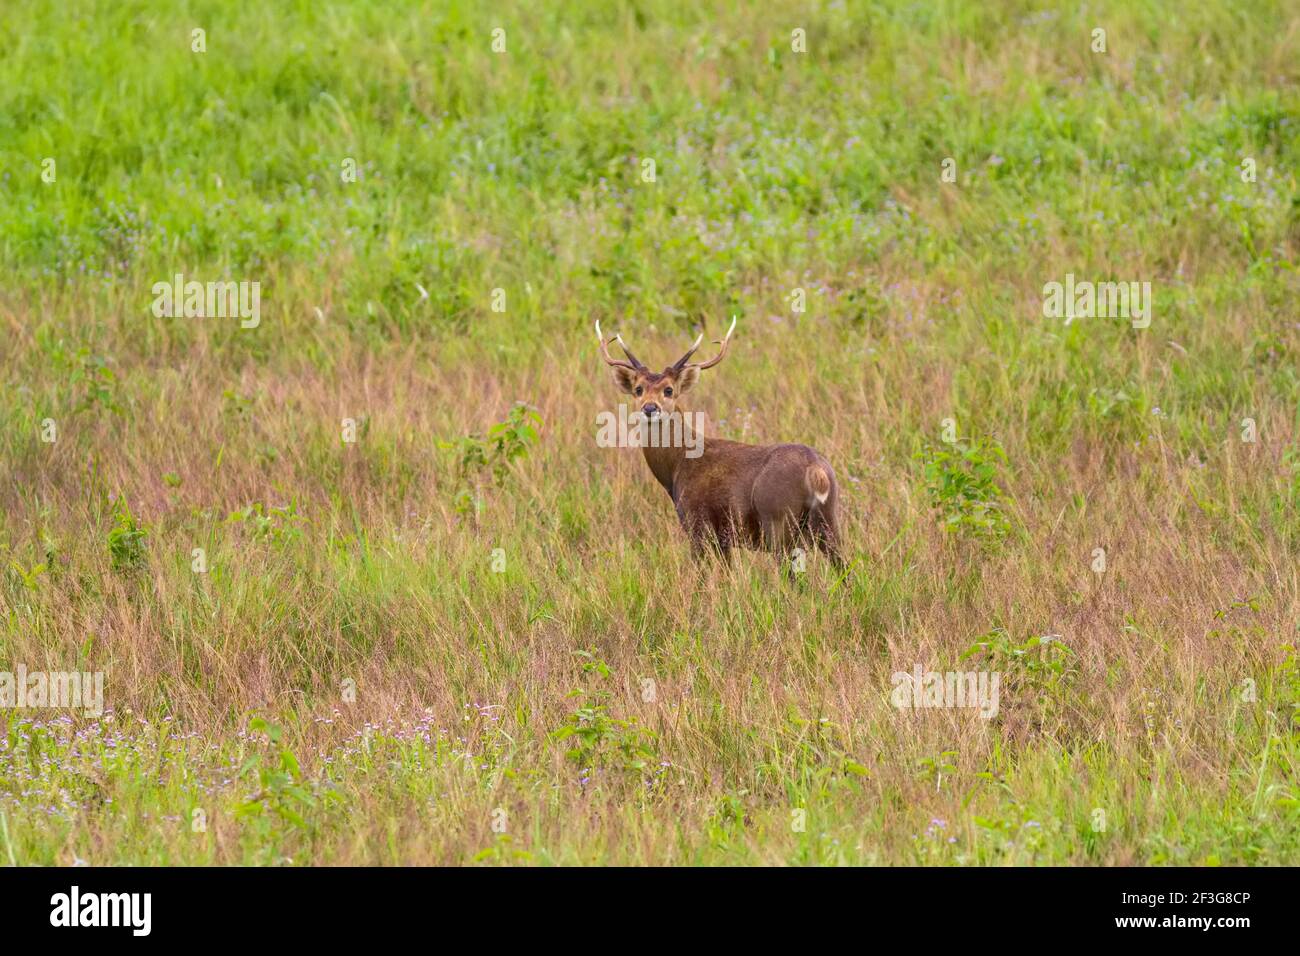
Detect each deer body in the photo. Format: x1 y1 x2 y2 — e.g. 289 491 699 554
598 319 844 569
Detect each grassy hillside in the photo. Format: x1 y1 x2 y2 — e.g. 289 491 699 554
0 0 1297 864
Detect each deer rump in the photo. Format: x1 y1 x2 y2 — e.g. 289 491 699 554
670 439 842 563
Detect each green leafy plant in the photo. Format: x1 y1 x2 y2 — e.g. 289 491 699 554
552 650 658 786
486 403 543 483
441 403 542 516
8 559 47 592
1086 384 1138 422
705 790 752 849
235 718 327 834
960 628 1077 703
221 388 253 419
916 749 960 790
916 436 1011 540
471 834 536 865
757 713 869 798
225 501 305 543
107 499 148 571
66 347 122 415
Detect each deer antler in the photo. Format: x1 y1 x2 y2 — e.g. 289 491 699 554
594 320 646 370
672 316 737 371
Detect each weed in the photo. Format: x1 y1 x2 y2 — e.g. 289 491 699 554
916 437 1011 540
107 499 148 572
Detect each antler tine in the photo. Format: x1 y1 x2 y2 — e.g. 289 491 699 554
594 320 645 370
691 315 737 370
613 333 647 370
670 332 705 371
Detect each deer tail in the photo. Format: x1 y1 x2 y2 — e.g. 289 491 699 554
805 463 832 507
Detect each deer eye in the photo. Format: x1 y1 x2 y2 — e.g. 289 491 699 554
634 386 643 396
663 387 673 397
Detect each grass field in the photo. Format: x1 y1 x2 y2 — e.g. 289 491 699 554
1 0 1298 865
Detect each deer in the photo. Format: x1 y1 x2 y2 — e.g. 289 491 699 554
596 317 845 574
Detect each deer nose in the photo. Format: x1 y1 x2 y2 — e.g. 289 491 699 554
642 403 660 419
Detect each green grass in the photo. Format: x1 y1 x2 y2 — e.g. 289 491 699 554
0 0 1297 865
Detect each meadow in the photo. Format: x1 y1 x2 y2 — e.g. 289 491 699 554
0 0 1297 865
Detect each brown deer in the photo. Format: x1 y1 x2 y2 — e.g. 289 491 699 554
596 318 844 572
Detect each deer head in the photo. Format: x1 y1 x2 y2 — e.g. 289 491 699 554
595 317 736 419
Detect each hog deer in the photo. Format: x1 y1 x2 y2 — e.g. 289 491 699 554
596 318 844 572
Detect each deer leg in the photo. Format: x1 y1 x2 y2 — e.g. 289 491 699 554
816 537 846 572
690 534 730 564
808 508 846 571
711 514 738 566
684 510 731 565
762 515 804 583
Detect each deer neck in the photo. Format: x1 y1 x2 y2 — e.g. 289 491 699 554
639 410 699 495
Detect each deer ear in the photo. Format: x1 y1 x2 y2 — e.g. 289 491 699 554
610 366 638 393
676 365 701 393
